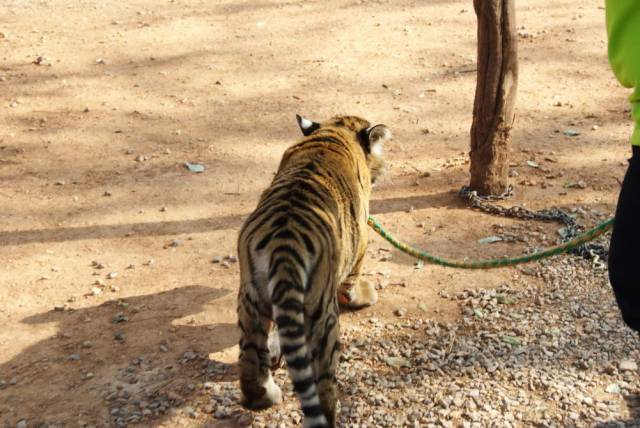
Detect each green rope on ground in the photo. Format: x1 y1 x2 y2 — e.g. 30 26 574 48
367 216 614 269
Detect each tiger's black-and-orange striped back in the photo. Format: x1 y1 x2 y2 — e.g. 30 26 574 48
236 115 391 427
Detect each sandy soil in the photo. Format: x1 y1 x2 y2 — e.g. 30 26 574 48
0 0 636 427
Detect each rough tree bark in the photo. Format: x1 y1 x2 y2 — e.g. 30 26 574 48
469 0 518 196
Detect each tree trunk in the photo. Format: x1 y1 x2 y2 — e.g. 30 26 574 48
469 0 518 196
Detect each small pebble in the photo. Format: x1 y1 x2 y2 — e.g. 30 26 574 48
91 261 105 269
619 359 638 372
112 313 128 324
394 308 407 317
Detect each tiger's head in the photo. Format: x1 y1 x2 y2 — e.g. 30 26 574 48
295 114 391 183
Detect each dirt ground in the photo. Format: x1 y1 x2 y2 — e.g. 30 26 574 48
0 0 637 427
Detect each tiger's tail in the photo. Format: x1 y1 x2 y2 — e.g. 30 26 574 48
270 259 329 428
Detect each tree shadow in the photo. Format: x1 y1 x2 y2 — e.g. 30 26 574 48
0 285 242 427
0 214 245 247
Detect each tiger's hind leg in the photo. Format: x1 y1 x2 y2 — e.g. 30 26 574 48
237 296 282 410
313 307 341 427
338 254 378 309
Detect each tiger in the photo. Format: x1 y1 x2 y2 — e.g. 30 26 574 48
236 114 391 427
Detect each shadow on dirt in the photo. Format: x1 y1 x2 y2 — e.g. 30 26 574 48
371 189 466 215
0 215 245 247
0 285 242 427
594 393 640 427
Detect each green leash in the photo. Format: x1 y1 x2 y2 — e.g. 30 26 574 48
367 216 614 269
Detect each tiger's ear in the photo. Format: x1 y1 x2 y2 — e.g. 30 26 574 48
296 114 321 136
366 124 392 156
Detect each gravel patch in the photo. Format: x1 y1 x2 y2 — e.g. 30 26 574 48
81 253 638 427
250 256 640 427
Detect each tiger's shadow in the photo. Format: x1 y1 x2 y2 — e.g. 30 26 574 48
0 285 247 427
595 393 640 427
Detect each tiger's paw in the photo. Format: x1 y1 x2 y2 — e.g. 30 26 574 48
240 375 282 410
338 280 378 309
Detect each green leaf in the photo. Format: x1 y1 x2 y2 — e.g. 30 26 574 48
496 294 515 305
501 335 521 346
